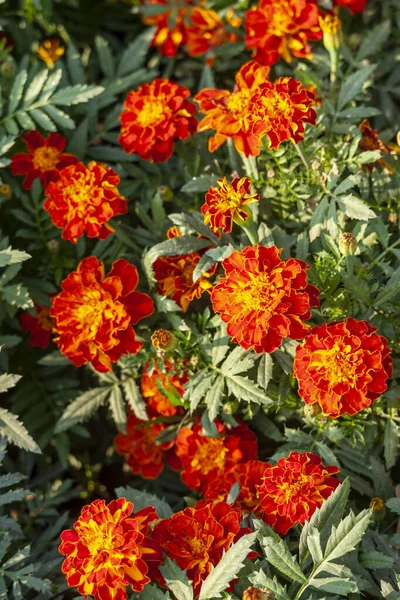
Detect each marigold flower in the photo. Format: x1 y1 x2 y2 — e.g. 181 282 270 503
359 119 394 173
333 0 366 14
211 245 319 354
202 177 260 233
243 587 275 600
195 60 272 156
250 77 317 149
11 131 77 190
244 0 322 65
152 500 252 596
59 498 161 599
370 497 385 512
51 257 154 372
44 161 128 244
20 304 54 348
338 232 357 256
38 39 65 68
119 78 197 162
175 417 258 494
293 318 392 418
153 227 216 312
257 452 340 535
319 9 341 52
151 329 177 352
141 0 188 57
186 7 238 57
0 184 11 199
115 413 179 479
141 359 187 417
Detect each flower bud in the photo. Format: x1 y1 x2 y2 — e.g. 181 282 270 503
243 587 275 600
157 185 173 201
151 329 177 352
1 59 16 78
267 167 276 179
319 9 341 52
0 184 12 200
47 239 59 252
339 232 357 256
232 204 253 227
370 497 385 512
303 403 321 418
222 400 239 415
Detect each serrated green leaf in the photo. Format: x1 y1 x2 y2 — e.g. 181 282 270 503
225 374 270 405
323 509 372 563
117 29 154 77
147 235 212 265
181 174 219 194
109 385 126 432
161 555 194 600
0 488 29 506
248 570 291 600
205 375 225 421
23 70 48 106
256 521 306 583
67 44 86 85
338 195 376 221
55 387 111 433
122 377 148 421
141 584 171 600
360 551 395 570
257 353 273 390
39 68 63 101
198 532 257 600
186 371 215 413
337 64 376 111
0 248 30 268
42 105 75 129
211 324 230 367
30 108 56 131
0 135 16 156
15 111 35 130
8 69 27 113
356 20 391 60
386 497 400 515
0 408 41 453
95 36 115 80
310 576 357 595
384 419 398 469
221 346 255 377
51 84 104 106
2 284 33 309
115 486 173 519
0 374 21 393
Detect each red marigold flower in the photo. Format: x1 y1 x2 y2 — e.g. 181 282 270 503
153 227 216 312
142 359 188 417
152 500 252 596
244 0 322 65
195 60 271 156
175 417 258 494
59 498 161 599
20 304 54 348
211 245 319 354
186 7 238 57
256 452 340 535
293 318 392 418
202 176 260 234
333 0 366 14
51 257 154 372
119 79 197 162
141 0 189 57
250 77 317 149
10 130 77 190
44 161 128 244
115 413 179 479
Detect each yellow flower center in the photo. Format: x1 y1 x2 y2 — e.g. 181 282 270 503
319 12 341 35
32 146 60 172
190 438 228 475
237 271 283 313
261 91 293 120
83 521 118 557
73 289 127 342
221 185 246 208
227 89 250 114
311 342 360 386
188 536 207 556
269 1 295 36
137 100 166 127
278 473 310 503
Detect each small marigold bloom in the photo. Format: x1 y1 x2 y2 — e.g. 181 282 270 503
202 176 260 234
319 9 341 52
37 39 65 68
51 257 154 372
293 318 392 418
20 304 54 349
151 329 177 352
333 0 366 14
338 232 357 256
359 119 394 173
370 497 385 512
175 417 258 494
115 413 179 479
11 130 77 190
186 7 238 57
119 78 197 162
256 452 340 535
244 0 322 65
251 77 317 150
141 0 189 57
152 500 252 596
44 161 128 244
0 184 11 199
211 245 319 354
141 359 188 417
195 60 272 156
59 498 161 599
153 227 216 312
243 587 275 600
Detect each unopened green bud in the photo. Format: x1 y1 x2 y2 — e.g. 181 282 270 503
157 185 173 201
223 400 239 415
339 232 357 256
303 403 321 418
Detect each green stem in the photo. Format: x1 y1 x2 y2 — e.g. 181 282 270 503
346 255 353 277
329 48 339 86
227 138 241 175
294 143 310 169
366 238 400 271
241 154 259 181
242 222 259 245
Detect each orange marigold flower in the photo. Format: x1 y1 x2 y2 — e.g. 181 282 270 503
141 359 188 417
153 228 216 312
202 176 260 233
333 0 366 14
211 245 319 354
10 130 77 190
293 318 392 418
359 119 394 173
186 7 238 57
59 498 161 599
175 417 258 494
51 257 154 372
115 413 179 479
44 161 128 244
151 329 177 352
20 304 54 349
141 0 189 57
256 452 340 535
195 60 271 157
244 0 322 65
250 77 317 149
37 39 65 68
243 587 275 600
151 500 252 596
119 78 197 162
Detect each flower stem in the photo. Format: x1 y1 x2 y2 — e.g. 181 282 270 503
227 138 241 175
241 154 259 181
242 222 259 246
329 48 339 86
294 143 310 169
346 256 353 277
